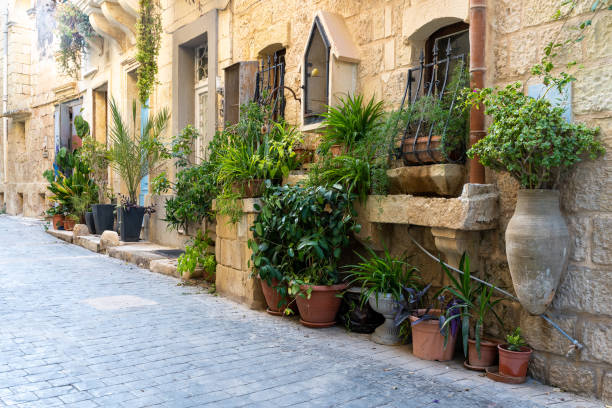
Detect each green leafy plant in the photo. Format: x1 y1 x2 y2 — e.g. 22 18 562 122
136 0 162 106
439 254 504 358
249 183 359 299
505 327 528 352
320 94 385 153
108 98 170 205
346 247 420 307
177 231 216 278
464 83 604 189
55 1 98 79
75 116 111 203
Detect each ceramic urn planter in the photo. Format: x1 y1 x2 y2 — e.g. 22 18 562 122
368 293 402 345
505 189 570 315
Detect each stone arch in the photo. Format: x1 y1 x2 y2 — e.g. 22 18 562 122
402 0 469 43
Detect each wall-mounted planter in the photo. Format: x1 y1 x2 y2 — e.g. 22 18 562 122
505 189 569 315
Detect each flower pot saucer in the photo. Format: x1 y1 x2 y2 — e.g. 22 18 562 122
299 319 335 328
485 366 526 384
464 360 495 372
266 308 283 316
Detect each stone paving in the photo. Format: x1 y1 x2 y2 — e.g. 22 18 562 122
0 215 605 408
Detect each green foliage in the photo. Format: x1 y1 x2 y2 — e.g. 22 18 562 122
249 183 359 293
75 116 111 203
152 126 219 231
464 83 604 189
385 63 469 161
55 1 98 79
346 247 421 307
320 94 385 153
215 102 302 222
439 254 504 359
309 95 390 203
46 152 98 217
136 0 162 106
108 98 170 204
506 327 529 352
177 231 216 278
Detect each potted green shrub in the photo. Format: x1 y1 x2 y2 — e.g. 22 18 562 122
465 83 604 314
177 231 216 281
498 327 532 379
440 255 504 369
108 98 169 242
63 213 79 231
346 248 420 345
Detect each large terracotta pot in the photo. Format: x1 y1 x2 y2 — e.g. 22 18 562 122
296 283 347 328
409 309 456 361
505 189 569 315
260 278 292 316
52 214 65 230
498 344 532 378
468 338 499 368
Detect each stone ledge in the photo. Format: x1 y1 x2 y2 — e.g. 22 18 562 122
387 164 466 196
355 183 499 231
47 229 73 243
107 243 179 269
74 235 101 253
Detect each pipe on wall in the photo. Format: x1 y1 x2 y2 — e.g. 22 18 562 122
468 0 486 184
2 4 8 184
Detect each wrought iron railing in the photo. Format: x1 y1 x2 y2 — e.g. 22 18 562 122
253 54 286 120
393 39 467 165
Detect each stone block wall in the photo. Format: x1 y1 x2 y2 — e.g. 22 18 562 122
214 200 265 310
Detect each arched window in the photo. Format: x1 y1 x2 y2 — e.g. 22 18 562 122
303 17 330 125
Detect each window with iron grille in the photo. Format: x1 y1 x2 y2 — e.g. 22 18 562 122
253 48 287 120
393 23 469 166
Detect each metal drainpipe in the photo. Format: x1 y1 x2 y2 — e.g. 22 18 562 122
468 0 486 184
2 5 8 184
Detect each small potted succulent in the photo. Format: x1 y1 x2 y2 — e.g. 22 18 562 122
498 327 532 378
440 254 504 369
346 248 420 345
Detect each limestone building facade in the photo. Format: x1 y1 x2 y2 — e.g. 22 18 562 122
1 0 611 401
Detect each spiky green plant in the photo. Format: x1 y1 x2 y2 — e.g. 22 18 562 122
108 97 170 205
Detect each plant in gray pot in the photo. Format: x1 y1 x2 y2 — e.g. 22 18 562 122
466 82 604 315
108 98 170 242
346 248 421 345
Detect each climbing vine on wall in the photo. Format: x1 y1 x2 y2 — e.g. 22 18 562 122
55 1 97 79
136 0 162 107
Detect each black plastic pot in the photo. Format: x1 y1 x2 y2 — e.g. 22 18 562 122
85 211 96 234
338 287 384 333
92 204 115 234
118 206 145 242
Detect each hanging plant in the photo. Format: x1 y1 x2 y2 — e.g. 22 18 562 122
136 0 162 107
55 1 97 79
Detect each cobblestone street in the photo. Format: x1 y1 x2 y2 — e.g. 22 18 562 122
0 216 604 408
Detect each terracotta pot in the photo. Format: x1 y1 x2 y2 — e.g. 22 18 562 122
330 144 343 157
52 214 65 230
296 283 348 328
401 135 464 164
498 344 532 378
63 218 76 231
468 338 499 368
409 309 456 361
506 189 569 315
260 278 293 316
231 179 265 198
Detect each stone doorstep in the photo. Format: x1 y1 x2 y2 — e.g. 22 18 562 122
149 258 180 278
74 235 101 253
106 243 178 269
46 228 73 243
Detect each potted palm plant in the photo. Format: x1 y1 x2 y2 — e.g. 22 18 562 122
108 98 169 242
346 248 420 345
465 82 604 315
439 254 504 370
